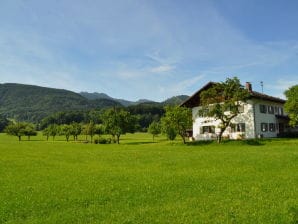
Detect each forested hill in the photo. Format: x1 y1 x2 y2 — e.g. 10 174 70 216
0 83 121 122
0 83 189 123
80 92 188 107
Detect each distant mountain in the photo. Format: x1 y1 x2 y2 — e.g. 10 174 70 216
79 92 188 106
0 83 121 122
79 92 155 106
162 95 190 106
80 92 113 100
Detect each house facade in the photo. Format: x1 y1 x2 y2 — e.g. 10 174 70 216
182 82 289 140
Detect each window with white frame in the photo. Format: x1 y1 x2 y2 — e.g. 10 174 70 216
200 126 215 134
259 104 267 113
269 123 276 132
268 106 274 114
261 123 268 132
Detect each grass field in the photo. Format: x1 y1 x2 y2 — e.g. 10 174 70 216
0 133 297 223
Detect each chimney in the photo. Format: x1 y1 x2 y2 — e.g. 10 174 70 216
246 82 252 92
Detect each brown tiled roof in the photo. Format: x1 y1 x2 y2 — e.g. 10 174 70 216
181 82 286 108
249 91 285 103
180 82 216 108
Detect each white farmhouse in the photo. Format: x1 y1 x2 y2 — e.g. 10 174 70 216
181 82 289 140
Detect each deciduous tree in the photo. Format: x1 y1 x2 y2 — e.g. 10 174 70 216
148 121 161 142
161 106 192 144
102 108 136 144
199 77 250 143
5 122 30 141
284 85 298 127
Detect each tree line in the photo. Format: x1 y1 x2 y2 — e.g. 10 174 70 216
4 106 193 144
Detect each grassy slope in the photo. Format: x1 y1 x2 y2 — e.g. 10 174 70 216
0 133 297 223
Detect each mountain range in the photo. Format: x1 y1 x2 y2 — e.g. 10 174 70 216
0 83 189 122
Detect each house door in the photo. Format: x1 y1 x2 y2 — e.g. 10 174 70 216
278 123 284 133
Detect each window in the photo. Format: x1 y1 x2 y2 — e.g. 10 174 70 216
201 126 215 134
268 106 274 114
274 106 279 114
278 107 284 115
237 123 246 132
259 104 267 113
230 123 246 132
238 105 244 113
261 123 268 132
269 123 276 132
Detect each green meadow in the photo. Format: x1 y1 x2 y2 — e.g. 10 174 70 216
0 133 297 223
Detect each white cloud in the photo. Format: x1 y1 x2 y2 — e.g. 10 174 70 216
151 65 175 73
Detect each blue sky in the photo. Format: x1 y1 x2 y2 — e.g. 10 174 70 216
0 0 298 101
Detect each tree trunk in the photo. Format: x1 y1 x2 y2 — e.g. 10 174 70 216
116 135 120 144
179 133 186 144
18 135 21 141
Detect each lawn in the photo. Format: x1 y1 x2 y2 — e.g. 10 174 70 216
0 133 297 223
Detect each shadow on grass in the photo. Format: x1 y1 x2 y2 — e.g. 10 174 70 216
186 140 215 146
186 139 265 146
221 139 265 146
124 141 156 145
243 139 265 146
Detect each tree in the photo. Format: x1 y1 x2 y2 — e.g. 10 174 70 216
5 122 28 141
148 121 161 142
102 108 136 144
160 106 192 144
199 77 250 143
42 126 51 141
82 121 97 142
48 124 59 141
59 124 72 142
23 123 37 140
70 122 82 141
94 124 104 137
284 85 298 127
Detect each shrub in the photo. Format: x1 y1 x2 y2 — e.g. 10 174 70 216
94 137 111 144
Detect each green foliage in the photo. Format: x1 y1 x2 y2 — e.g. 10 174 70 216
94 137 111 144
161 106 192 143
82 121 97 142
164 126 177 140
127 103 165 131
0 114 10 132
284 85 298 127
4 122 36 141
148 121 161 141
23 123 37 140
199 77 250 143
44 124 60 141
70 122 82 141
102 108 137 144
59 124 72 142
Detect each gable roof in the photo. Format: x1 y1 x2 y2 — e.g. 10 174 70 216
181 81 286 108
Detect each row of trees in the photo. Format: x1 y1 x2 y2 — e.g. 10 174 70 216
40 104 165 132
42 106 193 144
5 122 37 141
4 106 193 144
